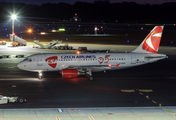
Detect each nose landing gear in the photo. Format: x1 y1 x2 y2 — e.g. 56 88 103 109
38 71 43 79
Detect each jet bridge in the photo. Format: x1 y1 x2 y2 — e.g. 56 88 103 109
9 34 27 46
33 40 62 49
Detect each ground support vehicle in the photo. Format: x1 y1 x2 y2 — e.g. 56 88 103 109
55 44 73 50
0 41 6 45
0 95 26 104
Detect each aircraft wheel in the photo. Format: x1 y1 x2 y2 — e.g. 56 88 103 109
17 97 25 103
38 76 42 79
89 76 94 81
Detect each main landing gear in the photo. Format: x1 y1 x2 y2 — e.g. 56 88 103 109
38 71 43 79
86 71 93 81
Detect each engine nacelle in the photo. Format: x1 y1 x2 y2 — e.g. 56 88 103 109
60 69 80 78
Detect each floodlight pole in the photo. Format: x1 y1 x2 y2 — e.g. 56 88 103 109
12 18 15 46
12 18 14 35
11 14 16 46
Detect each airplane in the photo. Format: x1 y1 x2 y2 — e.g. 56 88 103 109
17 26 167 80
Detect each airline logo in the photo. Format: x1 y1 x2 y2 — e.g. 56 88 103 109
142 26 163 53
45 56 58 68
98 55 110 64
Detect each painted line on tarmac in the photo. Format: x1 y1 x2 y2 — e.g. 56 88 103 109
0 78 39 80
152 100 156 104
89 116 94 120
121 89 154 93
12 85 16 87
138 89 153 92
121 89 135 92
56 117 60 120
138 90 174 114
166 110 173 113
0 113 175 119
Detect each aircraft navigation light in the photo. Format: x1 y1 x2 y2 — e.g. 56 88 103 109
108 64 112 67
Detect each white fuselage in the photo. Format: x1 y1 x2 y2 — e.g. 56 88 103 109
17 52 166 72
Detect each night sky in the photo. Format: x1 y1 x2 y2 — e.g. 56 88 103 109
0 0 176 5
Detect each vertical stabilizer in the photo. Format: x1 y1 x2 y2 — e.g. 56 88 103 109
132 26 164 53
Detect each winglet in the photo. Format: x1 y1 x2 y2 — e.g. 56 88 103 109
132 26 164 53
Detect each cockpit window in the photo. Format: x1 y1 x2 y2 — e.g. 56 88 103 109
23 58 32 62
23 58 28 61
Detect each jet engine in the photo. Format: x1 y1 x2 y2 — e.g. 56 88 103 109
60 69 84 78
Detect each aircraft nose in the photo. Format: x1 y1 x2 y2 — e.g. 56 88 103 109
17 62 24 70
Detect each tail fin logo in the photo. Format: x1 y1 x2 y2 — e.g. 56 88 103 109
45 56 58 68
142 26 163 53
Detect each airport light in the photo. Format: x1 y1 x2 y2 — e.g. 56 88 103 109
28 29 32 33
40 32 46 35
58 28 65 31
95 27 97 34
11 14 17 20
11 14 17 35
52 30 56 32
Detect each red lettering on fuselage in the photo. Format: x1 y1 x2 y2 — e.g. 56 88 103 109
98 55 110 64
